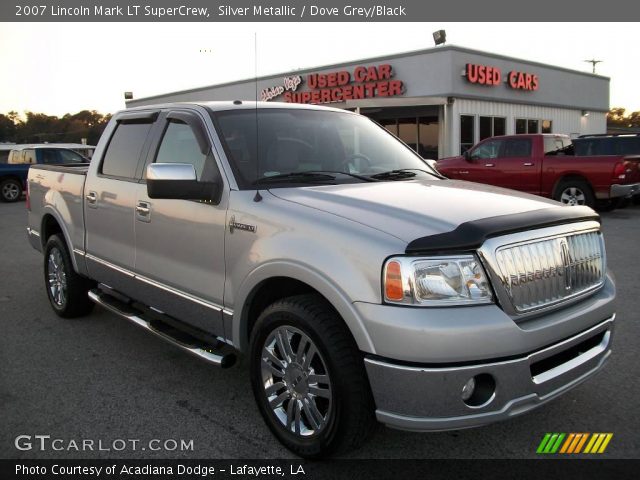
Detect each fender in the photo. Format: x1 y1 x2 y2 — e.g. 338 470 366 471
231 260 376 355
40 200 87 276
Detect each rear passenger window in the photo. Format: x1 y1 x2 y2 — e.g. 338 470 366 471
154 120 212 181
501 139 532 158
41 149 59 164
101 122 153 178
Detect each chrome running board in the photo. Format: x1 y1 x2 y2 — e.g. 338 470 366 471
88 289 235 368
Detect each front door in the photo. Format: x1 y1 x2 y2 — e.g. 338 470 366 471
133 110 228 337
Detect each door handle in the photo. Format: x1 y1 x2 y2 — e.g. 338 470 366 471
85 191 97 206
458 170 469 174
523 162 534 166
484 163 495 167
136 201 151 222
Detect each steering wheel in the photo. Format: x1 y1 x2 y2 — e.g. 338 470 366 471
341 153 372 173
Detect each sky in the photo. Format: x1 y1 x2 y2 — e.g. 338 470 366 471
0 22 638 117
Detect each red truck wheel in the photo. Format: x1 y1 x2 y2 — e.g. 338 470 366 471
554 180 595 208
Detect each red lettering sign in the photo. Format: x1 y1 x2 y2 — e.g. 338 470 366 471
465 63 502 86
508 71 539 91
279 64 403 104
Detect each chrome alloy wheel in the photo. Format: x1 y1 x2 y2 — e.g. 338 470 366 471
2 182 20 201
261 326 332 437
47 247 67 307
560 187 586 206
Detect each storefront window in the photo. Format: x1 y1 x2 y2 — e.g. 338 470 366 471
528 119 539 134
541 120 553 133
380 119 398 136
418 117 439 159
515 118 527 134
516 118 542 134
398 118 418 151
494 117 506 136
460 115 475 154
479 116 506 141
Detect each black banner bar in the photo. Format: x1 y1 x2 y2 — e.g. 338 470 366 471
1 459 637 480
2 0 640 22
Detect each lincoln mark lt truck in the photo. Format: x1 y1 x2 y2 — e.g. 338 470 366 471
27 102 616 457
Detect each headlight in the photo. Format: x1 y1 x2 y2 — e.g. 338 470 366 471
383 255 493 306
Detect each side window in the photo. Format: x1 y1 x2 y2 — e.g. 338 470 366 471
0 151 9 164
23 149 36 164
471 140 502 160
154 120 210 181
41 149 60 164
58 149 85 163
101 121 153 178
502 139 532 158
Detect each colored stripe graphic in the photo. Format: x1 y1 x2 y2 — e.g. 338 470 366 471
537 433 613 454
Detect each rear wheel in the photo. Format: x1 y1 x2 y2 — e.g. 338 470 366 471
0 178 22 202
44 234 95 318
554 180 595 208
249 294 376 458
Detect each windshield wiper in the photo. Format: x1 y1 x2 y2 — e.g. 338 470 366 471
369 168 444 180
254 172 337 185
254 170 376 185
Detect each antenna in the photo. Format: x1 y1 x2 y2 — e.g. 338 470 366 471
253 32 262 202
584 59 603 74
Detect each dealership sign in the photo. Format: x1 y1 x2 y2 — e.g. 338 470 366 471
260 75 303 101
465 63 539 91
263 64 404 104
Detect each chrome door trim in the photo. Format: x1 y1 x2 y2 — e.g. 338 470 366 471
84 253 231 314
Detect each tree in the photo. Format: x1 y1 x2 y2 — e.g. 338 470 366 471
0 110 112 144
607 107 640 128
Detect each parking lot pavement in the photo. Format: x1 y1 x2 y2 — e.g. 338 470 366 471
1 200 638 459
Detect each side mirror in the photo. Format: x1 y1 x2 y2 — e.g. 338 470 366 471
463 150 472 162
146 163 220 201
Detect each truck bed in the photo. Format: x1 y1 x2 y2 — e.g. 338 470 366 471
27 163 88 257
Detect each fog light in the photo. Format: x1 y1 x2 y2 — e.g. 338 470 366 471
461 377 476 401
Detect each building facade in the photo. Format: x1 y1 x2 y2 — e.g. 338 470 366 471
127 45 609 159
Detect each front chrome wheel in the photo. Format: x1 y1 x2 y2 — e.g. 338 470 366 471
47 247 67 307
260 326 332 437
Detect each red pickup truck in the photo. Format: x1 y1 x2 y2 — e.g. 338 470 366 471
437 134 640 208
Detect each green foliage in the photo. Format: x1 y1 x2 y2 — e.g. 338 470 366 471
0 110 112 144
607 107 640 127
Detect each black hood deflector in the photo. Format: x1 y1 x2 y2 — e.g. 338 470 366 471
405 206 600 254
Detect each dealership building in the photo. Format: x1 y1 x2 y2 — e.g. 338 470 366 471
127 45 609 159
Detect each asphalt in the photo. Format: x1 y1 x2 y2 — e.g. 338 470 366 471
1 200 638 460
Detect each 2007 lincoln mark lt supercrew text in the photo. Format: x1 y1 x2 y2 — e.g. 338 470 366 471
27 102 616 457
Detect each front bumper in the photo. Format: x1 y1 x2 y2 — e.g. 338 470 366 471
610 183 640 198
365 316 614 431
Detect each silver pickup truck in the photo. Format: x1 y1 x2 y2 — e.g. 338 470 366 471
27 102 616 457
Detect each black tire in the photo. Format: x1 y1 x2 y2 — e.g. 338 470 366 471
553 179 595 208
249 294 376 458
0 178 22 202
43 234 95 318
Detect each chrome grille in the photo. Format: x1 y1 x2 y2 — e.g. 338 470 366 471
494 230 605 313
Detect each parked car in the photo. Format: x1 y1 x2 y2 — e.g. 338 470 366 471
27 102 615 457
0 145 90 202
437 134 640 208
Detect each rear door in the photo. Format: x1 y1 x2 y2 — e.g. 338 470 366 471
132 109 229 337
84 111 158 296
491 137 538 194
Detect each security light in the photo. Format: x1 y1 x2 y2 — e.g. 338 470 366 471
433 30 446 46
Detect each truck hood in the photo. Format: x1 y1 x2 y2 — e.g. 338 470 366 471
269 179 562 243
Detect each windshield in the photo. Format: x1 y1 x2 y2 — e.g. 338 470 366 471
212 108 439 189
